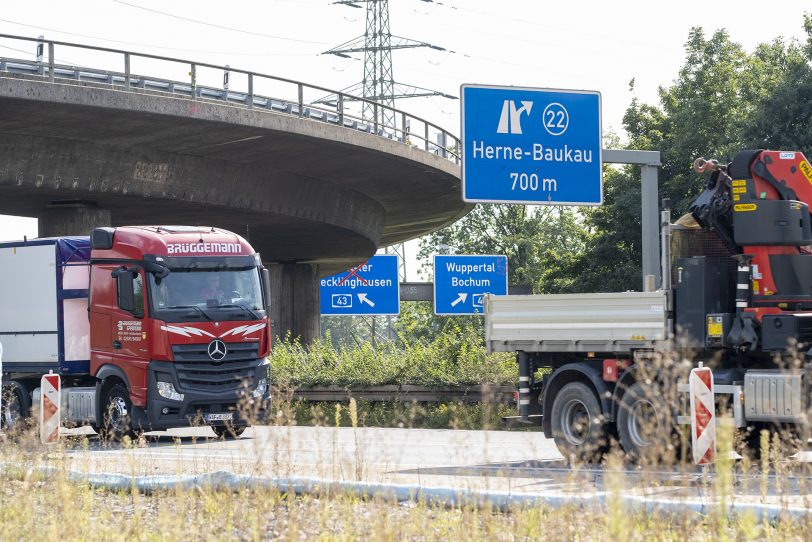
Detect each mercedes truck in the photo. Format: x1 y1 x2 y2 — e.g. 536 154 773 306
0 225 272 438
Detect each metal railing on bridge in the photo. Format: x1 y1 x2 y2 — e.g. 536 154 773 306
0 34 459 163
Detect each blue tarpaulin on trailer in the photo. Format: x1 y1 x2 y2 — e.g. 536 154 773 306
55 237 91 265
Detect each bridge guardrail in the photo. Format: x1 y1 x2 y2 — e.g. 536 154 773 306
0 34 460 163
290 384 514 404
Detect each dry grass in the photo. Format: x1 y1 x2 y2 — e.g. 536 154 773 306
1 467 808 542
1 398 811 542
2 344 812 540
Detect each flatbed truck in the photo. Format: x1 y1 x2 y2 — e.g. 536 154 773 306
487 150 812 461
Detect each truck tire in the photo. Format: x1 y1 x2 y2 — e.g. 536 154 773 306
742 423 809 460
98 383 135 441
212 425 246 439
1 383 29 433
617 381 674 463
550 382 606 463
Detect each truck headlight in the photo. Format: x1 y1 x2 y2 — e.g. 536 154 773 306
252 378 268 398
157 381 185 401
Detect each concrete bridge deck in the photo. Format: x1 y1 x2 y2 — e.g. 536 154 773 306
0 37 469 340
0 71 467 275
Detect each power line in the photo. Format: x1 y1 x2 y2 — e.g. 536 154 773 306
0 39 94 69
0 17 318 56
0 43 35 57
112 0 331 45
423 0 671 52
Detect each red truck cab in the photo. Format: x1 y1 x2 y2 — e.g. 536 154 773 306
89 226 271 437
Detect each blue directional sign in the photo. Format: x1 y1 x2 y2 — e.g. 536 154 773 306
434 255 508 315
320 255 400 316
461 84 602 205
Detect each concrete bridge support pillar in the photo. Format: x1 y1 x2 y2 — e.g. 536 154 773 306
38 203 111 238
269 263 321 345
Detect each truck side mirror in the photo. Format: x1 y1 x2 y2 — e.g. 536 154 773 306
117 271 135 313
112 266 142 315
261 267 271 312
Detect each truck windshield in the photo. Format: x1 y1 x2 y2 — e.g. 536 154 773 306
149 268 265 322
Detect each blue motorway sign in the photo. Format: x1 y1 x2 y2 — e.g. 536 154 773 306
461 84 602 205
320 255 400 316
434 255 508 315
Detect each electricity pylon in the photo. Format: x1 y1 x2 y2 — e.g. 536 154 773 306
323 0 454 343
323 0 454 130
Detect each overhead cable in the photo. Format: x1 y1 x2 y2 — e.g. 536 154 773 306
112 0 331 45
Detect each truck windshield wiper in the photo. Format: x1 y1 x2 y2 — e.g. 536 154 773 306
164 305 213 321
216 303 260 319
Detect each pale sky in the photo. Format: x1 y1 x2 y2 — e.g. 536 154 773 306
1 0 809 279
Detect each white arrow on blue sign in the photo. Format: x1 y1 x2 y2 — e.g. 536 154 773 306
434 255 508 315
461 84 602 205
320 254 400 316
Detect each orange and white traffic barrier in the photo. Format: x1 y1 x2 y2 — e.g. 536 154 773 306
689 365 715 465
39 371 61 445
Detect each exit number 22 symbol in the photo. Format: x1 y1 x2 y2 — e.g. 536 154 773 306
543 102 569 136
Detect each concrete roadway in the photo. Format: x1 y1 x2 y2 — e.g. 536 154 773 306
57 425 812 510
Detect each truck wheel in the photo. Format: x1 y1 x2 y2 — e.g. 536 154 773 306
617 381 674 463
212 425 246 439
99 383 135 441
1 383 28 433
742 423 809 460
550 382 606 463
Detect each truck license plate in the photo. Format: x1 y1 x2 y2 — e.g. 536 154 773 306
205 412 233 422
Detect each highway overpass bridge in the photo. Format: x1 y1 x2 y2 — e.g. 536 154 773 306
0 35 468 343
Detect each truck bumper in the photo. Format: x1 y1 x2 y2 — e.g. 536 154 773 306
144 360 271 431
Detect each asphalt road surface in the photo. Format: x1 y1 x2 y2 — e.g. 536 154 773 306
56 425 812 510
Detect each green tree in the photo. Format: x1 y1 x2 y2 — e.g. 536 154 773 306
741 16 812 150
570 23 812 292
393 204 588 344
392 300 484 346
417 204 587 293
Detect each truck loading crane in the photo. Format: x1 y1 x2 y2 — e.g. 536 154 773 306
486 149 812 462
0 226 272 439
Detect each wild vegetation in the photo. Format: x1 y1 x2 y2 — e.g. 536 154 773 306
1 401 811 541
271 322 514 388
268 321 517 429
1 474 810 541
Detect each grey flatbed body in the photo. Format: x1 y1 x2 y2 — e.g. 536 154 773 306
485 291 670 354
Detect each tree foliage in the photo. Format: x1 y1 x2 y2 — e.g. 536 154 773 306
570 21 812 292
417 204 587 293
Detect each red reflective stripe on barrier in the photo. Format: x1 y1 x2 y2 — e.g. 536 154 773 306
689 367 715 465
39 373 61 445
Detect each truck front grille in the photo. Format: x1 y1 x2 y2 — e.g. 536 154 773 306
172 342 259 392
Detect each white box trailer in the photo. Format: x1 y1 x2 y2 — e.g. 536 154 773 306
0 238 91 376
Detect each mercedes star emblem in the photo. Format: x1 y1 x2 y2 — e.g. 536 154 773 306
207 339 228 362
